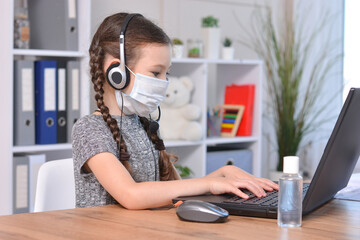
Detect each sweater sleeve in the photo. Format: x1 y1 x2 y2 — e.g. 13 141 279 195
72 115 119 175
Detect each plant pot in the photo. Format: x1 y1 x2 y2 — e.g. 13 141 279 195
221 47 235 60
187 39 203 58
201 27 221 59
172 45 184 58
269 170 283 182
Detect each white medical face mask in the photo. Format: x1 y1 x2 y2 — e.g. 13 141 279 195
115 69 169 117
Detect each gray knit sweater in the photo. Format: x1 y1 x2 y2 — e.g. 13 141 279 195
72 114 159 208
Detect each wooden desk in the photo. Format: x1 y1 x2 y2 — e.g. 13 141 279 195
0 199 359 240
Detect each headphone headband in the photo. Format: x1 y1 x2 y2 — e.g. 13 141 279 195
120 13 142 36
107 13 143 90
118 13 143 85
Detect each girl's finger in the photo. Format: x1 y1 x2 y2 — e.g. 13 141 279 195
236 180 266 198
259 178 279 190
231 187 249 199
256 181 274 191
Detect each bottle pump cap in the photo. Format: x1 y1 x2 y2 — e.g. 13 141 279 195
283 156 299 174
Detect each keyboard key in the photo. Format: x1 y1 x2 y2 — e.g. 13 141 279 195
222 184 308 208
223 196 247 203
261 198 278 206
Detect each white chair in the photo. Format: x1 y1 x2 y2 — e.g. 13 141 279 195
34 158 75 212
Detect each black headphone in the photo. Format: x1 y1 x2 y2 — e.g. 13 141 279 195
106 13 143 90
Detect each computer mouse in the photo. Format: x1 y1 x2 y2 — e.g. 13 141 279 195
176 200 229 223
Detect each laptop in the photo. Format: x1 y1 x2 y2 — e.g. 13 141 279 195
173 88 360 218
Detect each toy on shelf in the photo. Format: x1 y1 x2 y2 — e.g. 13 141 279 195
158 76 202 141
220 104 244 137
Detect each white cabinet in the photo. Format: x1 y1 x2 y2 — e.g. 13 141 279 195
166 58 263 178
0 0 91 215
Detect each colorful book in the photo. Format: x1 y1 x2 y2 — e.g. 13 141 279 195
224 84 255 136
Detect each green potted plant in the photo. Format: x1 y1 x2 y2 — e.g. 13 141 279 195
201 15 221 59
187 39 202 58
221 37 235 60
202 16 219 28
241 7 340 180
172 38 184 58
174 165 194 179
188 47 201 58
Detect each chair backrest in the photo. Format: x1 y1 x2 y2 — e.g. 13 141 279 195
34 158 75 212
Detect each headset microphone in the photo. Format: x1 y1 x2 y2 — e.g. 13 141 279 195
149 106 161 133
149 121 159 133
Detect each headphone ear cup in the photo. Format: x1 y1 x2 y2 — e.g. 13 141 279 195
106 62 127 90
124 67 131 89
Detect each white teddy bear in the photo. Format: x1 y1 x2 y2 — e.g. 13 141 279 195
158 76 202 141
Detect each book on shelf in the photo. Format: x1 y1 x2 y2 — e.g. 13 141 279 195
28 0 78 51
13 59 35 146
66 61 80 143
35 60 58 144
13 154 46 214
57 61 68 143
224 84 255 136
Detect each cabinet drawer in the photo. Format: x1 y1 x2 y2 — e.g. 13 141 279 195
206 149 252 174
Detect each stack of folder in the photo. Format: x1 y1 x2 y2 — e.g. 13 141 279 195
13 60 80 145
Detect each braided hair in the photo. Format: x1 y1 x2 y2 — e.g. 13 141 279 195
89 13 178 180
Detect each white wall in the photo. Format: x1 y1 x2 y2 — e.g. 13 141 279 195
91 0 281 59
90 0 346 177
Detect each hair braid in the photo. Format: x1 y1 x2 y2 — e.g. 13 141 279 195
89 40 132 173
139 117 179 180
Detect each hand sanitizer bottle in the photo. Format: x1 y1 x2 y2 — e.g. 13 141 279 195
278 156 303 227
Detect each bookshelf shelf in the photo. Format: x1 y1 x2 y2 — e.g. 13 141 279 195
12 144 72 153
12 49 85 57
164 140 203 148
205 136 258 146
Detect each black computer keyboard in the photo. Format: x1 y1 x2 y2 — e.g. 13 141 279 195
223 183 310 207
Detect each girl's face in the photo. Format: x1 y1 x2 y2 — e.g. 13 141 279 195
103 43 171 96
124 43 172 95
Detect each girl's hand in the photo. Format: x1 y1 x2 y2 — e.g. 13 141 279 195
207 177 268 199
220 165 279 193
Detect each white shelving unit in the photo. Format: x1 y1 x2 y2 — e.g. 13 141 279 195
0 1 262 215
166 58 263 178
0 0 91 215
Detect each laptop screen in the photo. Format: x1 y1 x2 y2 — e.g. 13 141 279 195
303 88 360 214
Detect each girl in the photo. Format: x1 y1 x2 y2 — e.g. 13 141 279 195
72 12 278 210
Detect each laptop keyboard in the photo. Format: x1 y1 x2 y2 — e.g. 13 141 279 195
223 183 310 207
